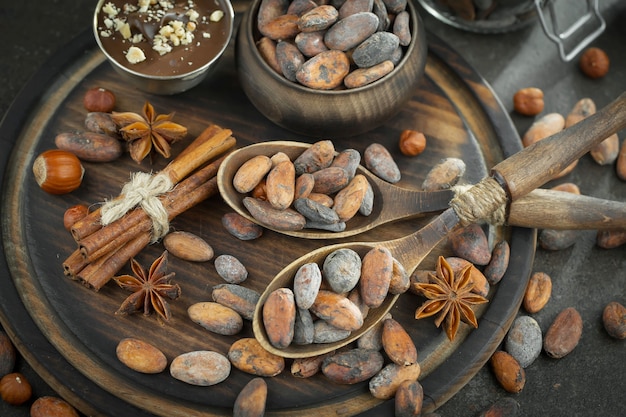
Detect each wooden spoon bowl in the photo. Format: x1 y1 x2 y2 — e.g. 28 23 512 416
216 141 453 239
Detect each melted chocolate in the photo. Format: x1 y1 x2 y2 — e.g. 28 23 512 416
96 0 231 77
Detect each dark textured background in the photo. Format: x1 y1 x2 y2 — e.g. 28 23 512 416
1 0 625 416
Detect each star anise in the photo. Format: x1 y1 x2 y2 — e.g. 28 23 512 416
112 101 187 163
114 251 181 321
413 256 488 341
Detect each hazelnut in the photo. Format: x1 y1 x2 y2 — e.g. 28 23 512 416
30 396 80 417
83 87 116 112
63 204 90 231
0 372 32 405
579 47 609 79
398 130 427 156
513 87 544 116
32 150 85 195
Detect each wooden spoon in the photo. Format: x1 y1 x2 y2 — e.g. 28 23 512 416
217 141 455 239
218 143 626 239
251 92 626 358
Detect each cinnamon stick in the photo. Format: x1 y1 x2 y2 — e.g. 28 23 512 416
70 124 235 241
78 154 227 261
78 232 151 291
70 178 220 289
63 249 89 279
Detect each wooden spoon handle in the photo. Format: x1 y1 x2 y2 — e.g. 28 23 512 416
492 92 626 200
508 189 626 230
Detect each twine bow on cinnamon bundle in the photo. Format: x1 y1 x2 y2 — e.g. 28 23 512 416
62 124 236 291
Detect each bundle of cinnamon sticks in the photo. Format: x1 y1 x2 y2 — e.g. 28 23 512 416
62 124 236 291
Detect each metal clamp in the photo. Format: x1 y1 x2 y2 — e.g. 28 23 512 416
535 0 606 62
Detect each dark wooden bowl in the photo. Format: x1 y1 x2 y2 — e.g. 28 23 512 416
235 0 428 137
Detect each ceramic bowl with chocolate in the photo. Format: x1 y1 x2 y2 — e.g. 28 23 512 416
236 0 428 137
93 0 234 95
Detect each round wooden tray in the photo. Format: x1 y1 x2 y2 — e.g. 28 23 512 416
0 9 535 417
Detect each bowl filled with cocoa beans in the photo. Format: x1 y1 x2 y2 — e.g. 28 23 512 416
93 0 234 95
236 0 427 137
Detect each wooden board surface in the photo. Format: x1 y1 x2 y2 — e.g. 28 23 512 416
0 5 535 416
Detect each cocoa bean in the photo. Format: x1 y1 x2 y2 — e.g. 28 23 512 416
188 302 243 336
298 5 338 32
228 338 285 377
357 313 389 351
331 148 361 179
490 350 525 393
449 224 491 265
483 240 510 285
421 157 466 191
116 338 167 374
258 0 289 29
333 174 369 221
602 301 626 340
270 151 291 166
505 315 542 368
360 246 393 308
313 320 351 343
293 140 335 174
295 30 330 57
307 192 334 207
523 272 552 314
522 113 565 147
294 173 315 199
381 317 417 366
565 98 595 128
393 10 411 46
590 133 619 165
321 348 384 384
395 379 424 417
260 14 301 41
291 352 333 378
55 131 122 162
243 197 306 230
369 362 420 400
389 257 410 294
352 32 400 68
339 0 374 19
296 49 350 89
382 0 407 14
294 197 340 224
263 288 296 348
170 351 231 386
256 36 282 74
344 60 395 88
163 231 213 262
293 307 315 345
222 212 263 240
596 229 626 248
324 12 379 51
543 307 583 358
288 0 317 15
538 229 579 251
214 254 248 284
359 181 374 216
322 248 362 293
212 284 260 321
310 290 364 331
233 155 272 193
311 166 350 194
293 262 322 309
266 160 296 209
233 377 267 417
84 112 118 136
276 40 306 82
364 143 401 183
